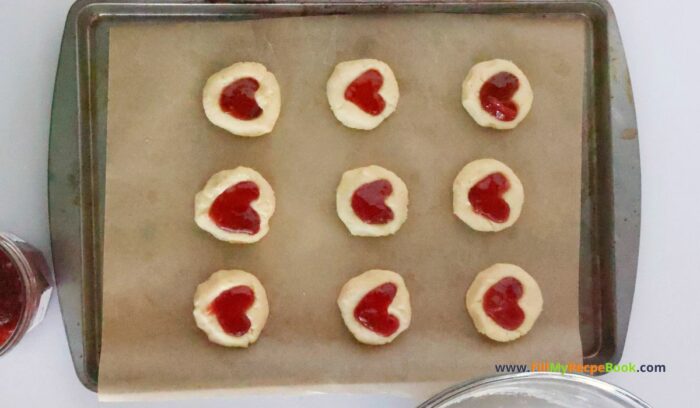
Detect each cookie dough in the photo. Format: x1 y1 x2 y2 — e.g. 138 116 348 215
462 59 533 130
195 167 275 244
326 59 399 130
466 263 543 342
453 158 524 232
193 270 270 348
336 165 409 237
202 62 281 137
337 269 411 345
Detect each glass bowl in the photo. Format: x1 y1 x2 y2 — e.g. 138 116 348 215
419 372 651 408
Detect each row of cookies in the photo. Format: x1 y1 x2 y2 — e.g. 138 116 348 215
202 58 533 136
194 158 523 245
193 264 543 348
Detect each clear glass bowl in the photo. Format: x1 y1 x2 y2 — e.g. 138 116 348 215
419 373 651 408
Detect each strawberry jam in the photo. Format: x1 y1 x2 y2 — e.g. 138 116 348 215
0 233 52 356
468 172 511 223
0 248 24 346
209 285 255 337
354 282 399 337
351 179 394 225
219 77 263 120
344 69 386 116
479 72 519 122
208 181 261 234
483 277 525 330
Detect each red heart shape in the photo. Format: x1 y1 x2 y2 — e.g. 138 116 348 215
209 285 255 337
351 179 395 225
344 69 386 116
482 277 525 330
354 282 400 337
479 71 520 122
219 77 263 120
208 181 261 234
468 172 511 223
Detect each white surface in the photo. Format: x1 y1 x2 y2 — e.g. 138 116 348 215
0 0 698 406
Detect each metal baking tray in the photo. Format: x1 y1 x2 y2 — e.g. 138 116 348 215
48 0 640 392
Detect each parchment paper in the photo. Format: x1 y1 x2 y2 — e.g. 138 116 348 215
100 14 585 399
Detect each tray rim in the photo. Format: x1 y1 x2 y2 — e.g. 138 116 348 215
48 0 640 393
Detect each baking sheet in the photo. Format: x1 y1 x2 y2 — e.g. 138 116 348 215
99 13 585 398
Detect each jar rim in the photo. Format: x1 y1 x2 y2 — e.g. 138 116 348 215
0 232 38 355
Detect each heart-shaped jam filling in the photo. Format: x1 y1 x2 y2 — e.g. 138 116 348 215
208 285 255 337
354 282 400 337
483 277 525 330
351 179 394 225
219 77 263 120
209 181 261 234
468 172 510 223
479 71 520 122
344 69 386 116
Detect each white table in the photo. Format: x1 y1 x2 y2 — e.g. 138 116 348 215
1 0 698 406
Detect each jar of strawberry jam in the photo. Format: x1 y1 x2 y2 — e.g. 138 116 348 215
0 232 52 356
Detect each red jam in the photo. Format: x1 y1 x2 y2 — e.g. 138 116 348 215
344 69 386 116
483 277 525 330
0 233 52 356
0 249 24 346
354 282 400 337
219 77 263 120
208 285 255 337
468 172 511 223
479 72 520 122
209 181 261 234
351 179 394 225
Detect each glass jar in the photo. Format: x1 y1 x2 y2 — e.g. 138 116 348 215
0 232 53 356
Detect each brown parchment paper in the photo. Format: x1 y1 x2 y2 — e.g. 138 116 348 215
99 14 585 400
